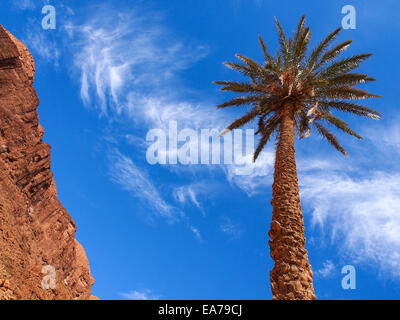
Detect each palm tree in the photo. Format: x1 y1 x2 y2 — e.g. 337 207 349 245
214 15 381 300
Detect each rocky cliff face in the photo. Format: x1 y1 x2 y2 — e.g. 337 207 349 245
0 25 95 300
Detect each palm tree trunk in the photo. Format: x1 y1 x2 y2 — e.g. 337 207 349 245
268 105 316 300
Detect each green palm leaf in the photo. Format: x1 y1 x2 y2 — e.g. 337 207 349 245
214 15 380 159
314 122 348 156
319 100 381 119
307 27 342 71
319 111 362 139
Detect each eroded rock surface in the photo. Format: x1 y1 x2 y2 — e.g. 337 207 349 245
0 25 95 300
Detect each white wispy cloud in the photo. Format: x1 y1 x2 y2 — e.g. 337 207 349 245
189 225 203 243
109 150 178 221
220 217 243 239
62 5 243 242
65 8 207 116
226 149 275 196
174 185 202 211
315 260 335 278
23 30 60 66
64 5 236 171
12 0 36 11
128 95 225 132
366 121 400 152
62 5 400 272
173 181 220 216
120 289 159 300
109 150 209 244
301 170 400 278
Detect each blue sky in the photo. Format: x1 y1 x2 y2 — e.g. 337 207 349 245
2 0 400 300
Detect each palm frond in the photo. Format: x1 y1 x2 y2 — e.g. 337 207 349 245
318 100 381 119
213 81 263 94
258 97 279 113
235 54 275 83
314 122 348 156
327 73 375 87
220 108 259 135
275 49 282 70
318 86 381 100
254 119 279 161
319 111 362 139
317 40 352 67
264 61 282 76
293 27 311 65
255 114 267 134
258 35 274 64
216 96 261 109
297 109 311 138
274 17 290 67
222 61 254 78
307 27 342 71
318 53 373 79
294 14 306 46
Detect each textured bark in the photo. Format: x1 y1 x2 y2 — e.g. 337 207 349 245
268 104 316 300
0 25 96 300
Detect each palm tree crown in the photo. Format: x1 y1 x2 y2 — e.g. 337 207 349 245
214 15 381 160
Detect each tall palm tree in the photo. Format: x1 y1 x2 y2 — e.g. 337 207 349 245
214 16 381 300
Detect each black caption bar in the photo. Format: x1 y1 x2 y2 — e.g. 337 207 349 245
0 299 391 318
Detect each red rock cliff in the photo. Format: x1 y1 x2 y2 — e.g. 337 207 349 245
0 25 96 300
